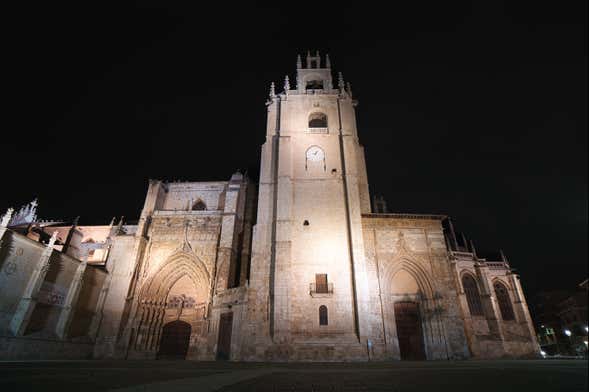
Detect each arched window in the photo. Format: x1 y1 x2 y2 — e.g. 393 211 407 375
306 80 323 89
493 281 515 321
192 200 206 211
308 112 327 128
319 305 328 326
461 274 484 316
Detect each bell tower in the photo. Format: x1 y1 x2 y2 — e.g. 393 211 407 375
246 51 371 360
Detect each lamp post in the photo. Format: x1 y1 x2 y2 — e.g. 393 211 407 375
564 329 573 355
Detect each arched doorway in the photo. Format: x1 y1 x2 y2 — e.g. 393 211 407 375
157 320 191 359
394 301 426 360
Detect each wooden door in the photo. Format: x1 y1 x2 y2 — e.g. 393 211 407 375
157 320 191 359
216 312 233 360
394 301 426 360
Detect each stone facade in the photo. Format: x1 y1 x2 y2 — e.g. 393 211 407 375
0 52 539 361
0 224 107 359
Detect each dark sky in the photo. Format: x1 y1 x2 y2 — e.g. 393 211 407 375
3 1 587 298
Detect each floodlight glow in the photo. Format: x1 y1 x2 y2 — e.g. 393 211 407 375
564 329 572 337
584 326 588 332
540 350 547 357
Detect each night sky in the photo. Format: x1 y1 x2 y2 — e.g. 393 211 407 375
3 2 586 298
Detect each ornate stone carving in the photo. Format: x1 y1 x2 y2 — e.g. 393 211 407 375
8 199 38 227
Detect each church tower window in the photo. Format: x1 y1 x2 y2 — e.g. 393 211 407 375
461 274 483 316
306 80 324 89
192 200 206 211
308 112 327 128
494 281 515 321
319 305 328 326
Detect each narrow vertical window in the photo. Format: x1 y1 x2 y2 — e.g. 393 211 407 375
462 274 484 316
494 281 515 321
319 305 328 326
315 274 328 294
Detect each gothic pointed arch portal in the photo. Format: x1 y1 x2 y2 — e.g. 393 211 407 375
379 255 446 360
132 251 212 357
388 268 426 360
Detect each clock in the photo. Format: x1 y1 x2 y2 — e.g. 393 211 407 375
306 146 325 162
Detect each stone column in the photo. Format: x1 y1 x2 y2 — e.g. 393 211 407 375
474 262 505 341
9 231 57 336
450 258 476 356
132 303 148 350
146 302 164 351
87 272 113 340
151 305 165 351
135 303 152 350
509 273 539 345
214 176 242 292
56 255 88 339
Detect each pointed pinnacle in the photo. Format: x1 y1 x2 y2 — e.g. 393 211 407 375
269 81 276 98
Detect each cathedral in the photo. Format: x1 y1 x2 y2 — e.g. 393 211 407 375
0 52 539 361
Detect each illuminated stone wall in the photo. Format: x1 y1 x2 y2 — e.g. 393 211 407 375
0 230 107 360
453 253 539 358
95 173 256 360
0 53 539 362
241 54 373 361
361 215 470 360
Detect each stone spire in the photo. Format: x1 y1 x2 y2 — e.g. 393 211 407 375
306 50 311 68
325 54 331 68
338 72 345 93
296 54 302 69
116 216 124 235
284 75 290 93
1 208 13 227
269 82 275 98
500 249 509 264
315 50 320 67
346 82 353 98
469 240 478 258
9 199 38 227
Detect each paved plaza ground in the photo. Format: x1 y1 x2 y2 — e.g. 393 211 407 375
0 359 586 391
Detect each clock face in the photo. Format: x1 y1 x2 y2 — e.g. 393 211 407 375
306 146 325 162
